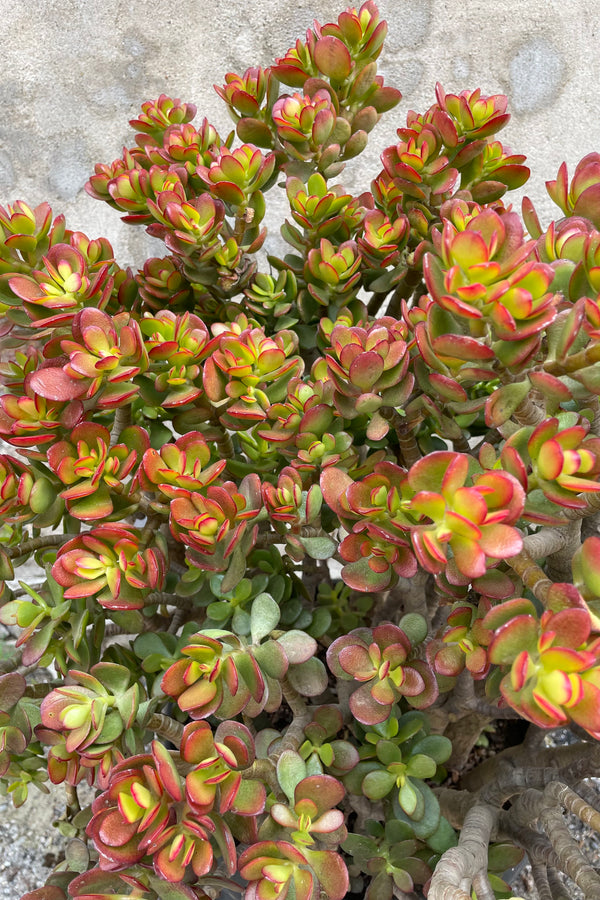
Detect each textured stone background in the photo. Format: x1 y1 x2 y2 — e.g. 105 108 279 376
0 0 596 266
0 1 598 897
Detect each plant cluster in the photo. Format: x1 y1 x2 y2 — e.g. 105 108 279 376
1 4 600 899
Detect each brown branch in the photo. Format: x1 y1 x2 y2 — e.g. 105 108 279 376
547 867 572 900
428 803 498 900
242 757 283 799
522 528 569 559
513 392 546 427
538 804 600 896
110 406 132 447
506 548 553 605
530 862 553 900
147 712 184 747
144 592 195 610
278 677 311 755
8 533 78 558
544 343 600 376
545 521 582 583
381 407 422 466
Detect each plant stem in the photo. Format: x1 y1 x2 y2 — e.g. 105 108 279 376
110 406 132 447
506 548 553 604
513 392 546 426
366 291 389 316
544 343 600 376
144 591 194 610
278 677 310 755
242 757 283 798
110 481 160 517
428 803 498 900
8 534 78 558
207 418 235 459
381 407 422 466
147 712 184 747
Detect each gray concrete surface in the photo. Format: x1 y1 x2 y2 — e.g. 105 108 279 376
0 0 597 266
0 1 598 897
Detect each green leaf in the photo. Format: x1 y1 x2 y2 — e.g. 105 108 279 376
306 606 332 638
406 753 437 779
277 629 317 664
250 592 281 644
393 780 440 838
92 662 131 696
487 841 525 873
410 735 452 765
362 768 396 800
64 838 90 874
426 815 457 853
0 673 26 710
299 535 337 560
375 740 402 766
287 657 328 696
398 613 428 646
399 779 419 815
231 607 251 635
277 750 307 804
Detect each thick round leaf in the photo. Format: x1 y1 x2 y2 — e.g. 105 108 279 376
250 592 281 644
362 768 396 800
287 657 328 697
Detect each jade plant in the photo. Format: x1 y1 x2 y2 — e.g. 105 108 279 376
2 4 600 900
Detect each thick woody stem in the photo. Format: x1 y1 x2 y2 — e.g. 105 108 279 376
471 872 495 900
381 407 422 466
547 867 572 900
513 393 546 427
428 804 497 900
545 521 581 582
555 490 600 521
506 548 553 605
544 344 600 376
278 677 310 755
208 418 235 459
110 406 132 447
366 291 388 316
140 514 163 547
522 528 569 558
567 489 600 539
147 713 184 747
8 533 78 558
65 783 81 819
435 788 477 830
573 780 600 813
452 431 472 454
145 592 194 610
545 780 600 832
538 805 600 895
242 758 283 799
585 394 600 436
530 863 553 900
508 782 600 896
498 818 557 866
168 606 187 634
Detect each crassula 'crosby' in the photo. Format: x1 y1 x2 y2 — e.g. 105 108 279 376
1 4 600 900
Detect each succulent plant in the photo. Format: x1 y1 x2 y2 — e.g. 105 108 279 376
6 6 600 900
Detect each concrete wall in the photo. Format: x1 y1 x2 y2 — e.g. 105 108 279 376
0 0 596 267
